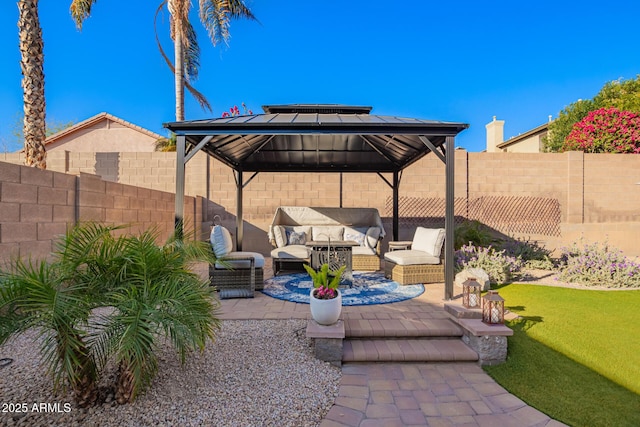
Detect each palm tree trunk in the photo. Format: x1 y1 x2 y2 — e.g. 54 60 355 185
115 360 136 404
17 0 47 169
174 31 185 121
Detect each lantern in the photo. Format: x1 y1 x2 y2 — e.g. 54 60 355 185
482 290 505 324
462 278 481 308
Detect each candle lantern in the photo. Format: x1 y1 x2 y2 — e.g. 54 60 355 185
462 278 481 308
482 290 505 324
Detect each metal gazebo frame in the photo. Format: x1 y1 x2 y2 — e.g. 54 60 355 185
164 104 468 299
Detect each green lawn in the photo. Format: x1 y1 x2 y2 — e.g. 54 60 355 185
483 284 640 427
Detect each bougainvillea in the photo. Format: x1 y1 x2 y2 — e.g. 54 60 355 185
562 107 640 153
221 102 253 118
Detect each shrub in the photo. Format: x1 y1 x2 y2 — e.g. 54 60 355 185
562 107 640 153
557 239 640 288
498 237 556 270
454 220 496 250
454 244 522 284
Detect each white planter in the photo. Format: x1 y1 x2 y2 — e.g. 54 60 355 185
309 288 342 325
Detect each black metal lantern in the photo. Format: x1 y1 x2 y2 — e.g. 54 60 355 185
462 278 481 308
482 290 505 324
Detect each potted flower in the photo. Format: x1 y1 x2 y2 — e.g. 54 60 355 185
304 263 346 325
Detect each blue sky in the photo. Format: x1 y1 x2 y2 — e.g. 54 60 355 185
1 1 639 153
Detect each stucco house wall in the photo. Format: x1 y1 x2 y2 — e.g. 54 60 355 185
45 112 162 153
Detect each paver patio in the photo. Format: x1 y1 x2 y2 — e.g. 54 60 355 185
201 260 566 426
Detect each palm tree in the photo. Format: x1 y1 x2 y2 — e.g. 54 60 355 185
0 223 221 405
158 0 257 120
17 0 47 169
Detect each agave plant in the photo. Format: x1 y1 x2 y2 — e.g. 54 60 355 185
0 222 221 406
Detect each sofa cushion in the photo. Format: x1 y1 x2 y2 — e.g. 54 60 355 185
365 227 381 250
312 226 344 242
412 227 445 257
352 246 376 256
283 226 311 245
215 251 265 269
384 249 441 266
210 225 233 258
344 226 368 246
271 245 311 260
272 225 286 248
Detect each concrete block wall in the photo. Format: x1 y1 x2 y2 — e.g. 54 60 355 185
0 160 198 267
3 149 639 257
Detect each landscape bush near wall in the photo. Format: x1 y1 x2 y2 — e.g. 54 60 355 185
2 150 639 258
0 160 199 267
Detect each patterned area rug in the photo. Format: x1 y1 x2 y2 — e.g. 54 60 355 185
261 272 424 306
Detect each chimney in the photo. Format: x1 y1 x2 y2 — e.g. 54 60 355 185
485 116 504 152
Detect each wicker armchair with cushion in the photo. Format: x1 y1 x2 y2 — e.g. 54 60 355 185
209 225 265 298
383 227 445 285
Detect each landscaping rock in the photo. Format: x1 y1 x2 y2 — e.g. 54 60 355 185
455 268 491 291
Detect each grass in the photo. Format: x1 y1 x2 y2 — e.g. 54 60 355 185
483 283 640 427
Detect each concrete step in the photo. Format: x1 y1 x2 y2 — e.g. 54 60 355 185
344 318 463 339
343 338 479 363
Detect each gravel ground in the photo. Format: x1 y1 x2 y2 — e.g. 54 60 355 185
0 319 341 427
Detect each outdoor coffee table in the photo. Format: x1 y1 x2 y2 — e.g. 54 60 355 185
306 240 359 286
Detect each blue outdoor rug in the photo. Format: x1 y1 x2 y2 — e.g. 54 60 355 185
261 271 424 306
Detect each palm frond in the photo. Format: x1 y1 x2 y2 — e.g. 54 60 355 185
199 0 258 46
69 0 99 30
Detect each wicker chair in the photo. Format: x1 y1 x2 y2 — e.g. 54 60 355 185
383 227 445 285
209 225 265 298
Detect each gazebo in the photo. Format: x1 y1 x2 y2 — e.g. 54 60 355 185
164 104 468 299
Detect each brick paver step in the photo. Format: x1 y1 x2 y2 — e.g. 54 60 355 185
344 318 463 339
343 338 479 363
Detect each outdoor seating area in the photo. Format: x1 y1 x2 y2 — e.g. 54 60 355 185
267 206 386 275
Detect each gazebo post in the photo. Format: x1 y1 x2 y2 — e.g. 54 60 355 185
235 169 243 251
174 134 186 239
444 136 455 300
393 171 400 241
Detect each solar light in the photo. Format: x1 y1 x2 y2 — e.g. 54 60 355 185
462 278 481 308
482 290 505 324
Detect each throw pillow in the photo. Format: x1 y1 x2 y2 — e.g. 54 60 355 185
344 226 367 246
210 225 233 258
287 231 307 245
365 227 381 250
412 227 445 257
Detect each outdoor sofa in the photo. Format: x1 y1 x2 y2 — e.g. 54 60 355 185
268 206 386 275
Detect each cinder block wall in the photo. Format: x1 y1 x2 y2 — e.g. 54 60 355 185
0 160 198 267
2 149 639 258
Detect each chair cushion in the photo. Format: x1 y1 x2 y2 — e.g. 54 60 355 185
271 245 311 259
384 249 441 266
411 227 445 257
215 251 265 269
210 225 233 258
311 226 344 242
352 246 376 256
344 226 368 246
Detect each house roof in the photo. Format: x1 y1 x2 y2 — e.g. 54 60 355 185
164 104 469 173
497 122 549 150
45 112 164 145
